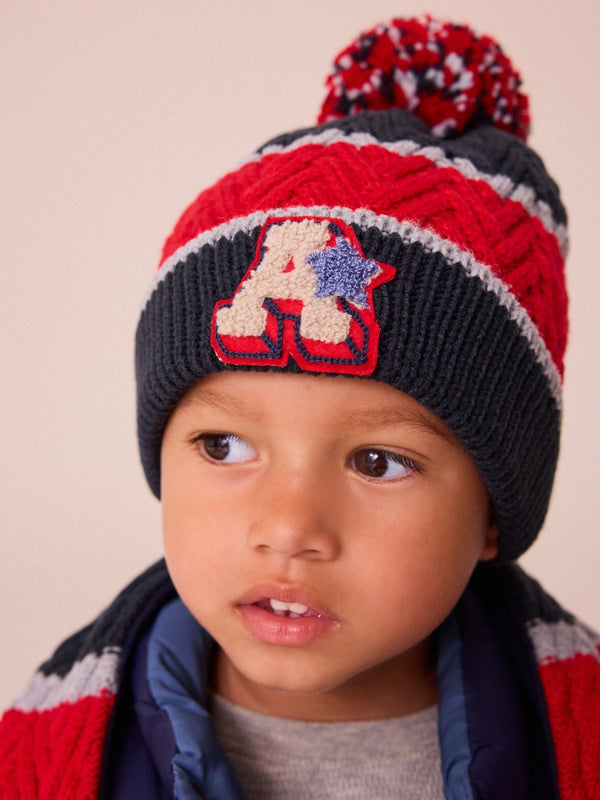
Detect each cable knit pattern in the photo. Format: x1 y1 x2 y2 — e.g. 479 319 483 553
527 618 600 798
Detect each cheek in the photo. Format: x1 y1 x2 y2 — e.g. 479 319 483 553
350 549 474 657
350 493 487 631
161 483 237 612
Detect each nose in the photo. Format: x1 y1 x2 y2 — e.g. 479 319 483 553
246 466 341 561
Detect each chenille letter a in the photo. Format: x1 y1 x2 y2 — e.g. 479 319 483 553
215 218 353 344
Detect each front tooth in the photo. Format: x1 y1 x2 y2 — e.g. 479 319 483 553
289 602 309 614
269 599 310 615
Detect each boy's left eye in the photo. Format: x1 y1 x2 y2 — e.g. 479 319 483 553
194 433 257 464
350 448 418 481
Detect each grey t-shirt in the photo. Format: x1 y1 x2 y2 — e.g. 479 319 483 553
211 694 444 799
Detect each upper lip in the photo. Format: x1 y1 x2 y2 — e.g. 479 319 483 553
236 582 338 620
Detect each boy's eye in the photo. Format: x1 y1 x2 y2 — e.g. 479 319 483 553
350 448 418 480
195 434 257 464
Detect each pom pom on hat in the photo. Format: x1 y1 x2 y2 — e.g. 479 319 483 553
318 14 530 141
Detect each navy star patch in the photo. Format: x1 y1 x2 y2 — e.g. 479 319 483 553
306 236 381 308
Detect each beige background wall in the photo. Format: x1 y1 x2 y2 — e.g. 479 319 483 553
1 0 598 709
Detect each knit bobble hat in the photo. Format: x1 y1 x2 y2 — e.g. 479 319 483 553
136 15 568 562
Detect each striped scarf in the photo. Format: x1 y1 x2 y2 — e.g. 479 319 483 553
1 561 598 799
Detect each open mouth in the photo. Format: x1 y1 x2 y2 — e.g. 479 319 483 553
236 585 337 645
253 598 324 619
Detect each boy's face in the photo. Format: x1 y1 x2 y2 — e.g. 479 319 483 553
161 371 498 720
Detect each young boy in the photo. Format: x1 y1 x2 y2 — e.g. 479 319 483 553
1 15 598 800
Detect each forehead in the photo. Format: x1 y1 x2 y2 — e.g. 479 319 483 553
175 371 455 444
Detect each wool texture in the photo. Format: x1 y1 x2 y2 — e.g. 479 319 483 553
135 16 568 561
1 562 598 799
0 564 175 799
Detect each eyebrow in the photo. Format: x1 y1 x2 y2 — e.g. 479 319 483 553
343 406 455 442
180 385 453 442
178 387 265 423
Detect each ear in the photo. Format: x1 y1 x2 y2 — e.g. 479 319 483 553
479 520 499 562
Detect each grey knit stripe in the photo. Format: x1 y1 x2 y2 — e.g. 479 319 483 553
10 648 120 712
527 619 600 666
238 129 568 256
142 206 562 410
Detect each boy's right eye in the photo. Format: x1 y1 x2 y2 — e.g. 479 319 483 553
193 433 257 464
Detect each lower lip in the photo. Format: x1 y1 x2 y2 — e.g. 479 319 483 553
237 604 337 646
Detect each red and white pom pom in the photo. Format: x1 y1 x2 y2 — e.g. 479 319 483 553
318 15 530 141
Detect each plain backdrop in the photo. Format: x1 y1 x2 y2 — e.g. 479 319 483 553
1 0 598 710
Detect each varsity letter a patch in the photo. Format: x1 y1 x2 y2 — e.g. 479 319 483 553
211 216 395 375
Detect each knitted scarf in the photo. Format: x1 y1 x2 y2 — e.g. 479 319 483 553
1 561 598 799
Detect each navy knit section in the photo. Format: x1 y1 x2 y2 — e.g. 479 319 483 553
136 226 559 561
474 563 574 627
39 561 175 679
257 108 566 227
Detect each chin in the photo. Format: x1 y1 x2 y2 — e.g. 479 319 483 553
239 653 350 696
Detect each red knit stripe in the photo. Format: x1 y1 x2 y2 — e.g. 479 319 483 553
0 694 114 800
159 143 566 377
538 652 600 800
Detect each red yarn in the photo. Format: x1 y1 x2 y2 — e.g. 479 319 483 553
318 15 530 141
160 143 566 376
538 653 600 798
0 694 114 799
